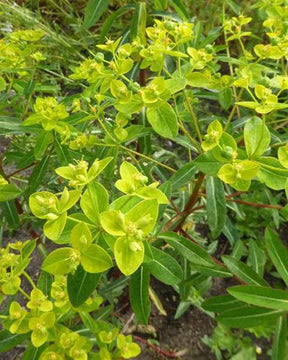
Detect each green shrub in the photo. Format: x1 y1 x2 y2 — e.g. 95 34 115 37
0 0 288 359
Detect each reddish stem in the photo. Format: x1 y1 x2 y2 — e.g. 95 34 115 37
6 162 35 178
133 335 181 358
174 172 205 231
227 199 283 210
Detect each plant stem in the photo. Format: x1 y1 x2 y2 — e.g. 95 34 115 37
227 199 283 210
183 90 202 144
120 146 176 173
133 335 185 358
18 287 30 300
23 271 36 289
175 172 205 231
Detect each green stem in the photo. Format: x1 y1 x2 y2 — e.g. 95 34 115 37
183 90 202 144
224 88 244 131
19 287 31 300
120 145 176 172
23 271 36 289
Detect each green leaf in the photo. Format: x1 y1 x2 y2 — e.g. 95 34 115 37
83 0 109 29
81 244 113 273
278 144 288 169
100 210 126 236
42 247 79 275
22 344 46 360
228 285 288 311
222 256 268 286
43 212 67 241
34 130 53 160
168 0 188 20
202 294 244 312
37 271 53 297
0 330 28 353
0 184 21 201
265 228 288 287
114 237 144 276
244 117 270 159
67 264 101 307
28 155 50 193
146 102 178 140
169 162 196 190
257 157 288 190
195 151 223 176
206 176 226 238
130 2 146 44
186 72 219 90
272 315 287 360
54 136 72 165
136 187 168 204
0 117 29 135
99 5 136 43
130 265 151 324
190 263 231 278
159 232 215 266
146 246 183 285
248 239 266 277
126 199 158 236
1 201 20 229
217 306 284 328
165 78 187 94
0 75 6 91
218 88 233 110
71 222 93 252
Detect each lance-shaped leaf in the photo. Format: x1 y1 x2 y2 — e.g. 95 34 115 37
83 0 109 29
67 264 101 308
217 306 284 328
222 256 268 286
0 330 28 353
228 285 288 311
248 239 266 277
265 228 288 287
130 265 151 324
272 315 287 360
159 232 215 267
202 294 244 313
81 182 109 224
145 246 183 285
206 176 226 238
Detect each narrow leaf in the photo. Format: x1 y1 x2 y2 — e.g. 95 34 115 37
265 228 288 287
130 265 151 324
170 162 196 190
222 256 268 286
67 264 101 307
83 0 109 29
202 294 244 312
159 232 214 267
228 285 288 311
0 331 28 353
28 155 50 193
146 246 183 285
217 306 284 328
206 176 226 238
272 315 287 360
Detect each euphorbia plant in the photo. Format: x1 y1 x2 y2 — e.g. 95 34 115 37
1 0 288 359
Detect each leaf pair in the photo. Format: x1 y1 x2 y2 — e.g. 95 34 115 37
100 199 159 275
42 223 112 275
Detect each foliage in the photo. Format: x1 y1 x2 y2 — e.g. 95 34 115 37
0 0 288 359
